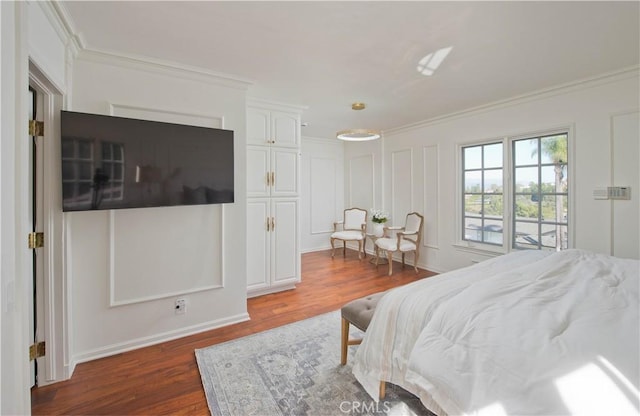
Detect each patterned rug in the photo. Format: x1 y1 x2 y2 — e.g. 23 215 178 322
195 310 433 416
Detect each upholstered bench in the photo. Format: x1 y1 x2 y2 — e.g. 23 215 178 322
340 291 387 365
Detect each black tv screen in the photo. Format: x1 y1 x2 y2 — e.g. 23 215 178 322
60 111 234 212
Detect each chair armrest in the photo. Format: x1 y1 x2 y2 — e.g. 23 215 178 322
382 225 403 238
333 220 344 231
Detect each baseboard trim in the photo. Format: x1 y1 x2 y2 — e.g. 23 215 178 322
71 312 250 366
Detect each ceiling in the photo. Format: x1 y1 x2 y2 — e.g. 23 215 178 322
59 1 639 139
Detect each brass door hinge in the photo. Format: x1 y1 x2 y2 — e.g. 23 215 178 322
28 232 44 249
29 342 46 361
29 120 44 137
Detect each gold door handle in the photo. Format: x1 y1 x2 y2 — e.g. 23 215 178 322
271 217 275 231
266 217 270 231
266 172 271 186
271 172 275 187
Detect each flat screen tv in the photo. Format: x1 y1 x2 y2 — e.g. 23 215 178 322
60 111 234 212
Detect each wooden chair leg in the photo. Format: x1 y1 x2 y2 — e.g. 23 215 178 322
402 252 406 267
379 381 386 399
414 250 419 273
387 251 393 276
343 241 346 256
341 318 349 365
331 238 336 258
358 241 363 260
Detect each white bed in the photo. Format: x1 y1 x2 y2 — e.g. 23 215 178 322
353 249 639 415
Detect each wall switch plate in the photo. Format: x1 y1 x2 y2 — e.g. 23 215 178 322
593 188 609 200
608 186 631 200
175 298 186 314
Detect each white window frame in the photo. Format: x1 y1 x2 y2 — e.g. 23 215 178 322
455 126 575 256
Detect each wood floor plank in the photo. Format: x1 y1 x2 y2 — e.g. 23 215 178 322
31 249 436 415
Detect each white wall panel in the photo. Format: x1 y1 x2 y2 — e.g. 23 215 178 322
346 70 639 273
300 137 343 252
69 56 249 362
310 157 336 234
349 154 374 210
612 111 640 259
110 207 224 305
28 2 67 92
423 145 439 248
390 149 413 226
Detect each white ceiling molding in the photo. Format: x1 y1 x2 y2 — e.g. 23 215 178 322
385 66 640 138
76 48 253 91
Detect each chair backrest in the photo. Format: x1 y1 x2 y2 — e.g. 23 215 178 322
404 212 424 240
343 208 367 231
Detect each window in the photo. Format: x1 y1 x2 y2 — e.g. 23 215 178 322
461 130 569 251
462 142 504 245
512 133 568 250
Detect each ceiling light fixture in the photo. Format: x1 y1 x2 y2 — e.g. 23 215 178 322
336 102 381 141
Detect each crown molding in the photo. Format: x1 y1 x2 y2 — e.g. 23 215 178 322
47 1 84 56
248 97 308 112
77 48 253 91
49 1 252 90
386 66 640 137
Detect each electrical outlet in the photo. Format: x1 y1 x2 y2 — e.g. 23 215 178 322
175 298 186 314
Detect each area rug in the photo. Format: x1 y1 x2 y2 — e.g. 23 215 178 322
195 310 433 416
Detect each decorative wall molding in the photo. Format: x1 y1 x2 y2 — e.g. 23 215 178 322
390 148 414 224
248 97 308 113
106 103 227 307
385 66 640 137
348 153 375 209
77 48 252 90
310 156 337 235
108 207 225 307
422 145 439 249
109 103 224 128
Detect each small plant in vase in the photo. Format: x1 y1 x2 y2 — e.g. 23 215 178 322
370 209 389 237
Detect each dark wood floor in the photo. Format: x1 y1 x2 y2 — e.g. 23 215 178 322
31 249 436 415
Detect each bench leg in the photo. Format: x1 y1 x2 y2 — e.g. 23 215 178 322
379 381 386 399
341 318 349 365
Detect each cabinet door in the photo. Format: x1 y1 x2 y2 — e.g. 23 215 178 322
247 199 270 291
271 198 299 285
247 107 271 145
271 148 299 197
271 111 299 148
247 146 270 197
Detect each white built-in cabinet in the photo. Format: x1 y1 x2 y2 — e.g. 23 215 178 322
247 107 299 148
246 101 303 297
247 146 298 197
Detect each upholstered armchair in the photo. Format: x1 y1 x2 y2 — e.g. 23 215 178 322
331 207 368 259
375 212 424 275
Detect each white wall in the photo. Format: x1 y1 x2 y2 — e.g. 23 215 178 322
1 1 71 411
345 70 640 273
300 137 344 252
1 3 31 413
67 53 250 364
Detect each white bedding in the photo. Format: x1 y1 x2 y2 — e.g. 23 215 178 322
352 249 639 415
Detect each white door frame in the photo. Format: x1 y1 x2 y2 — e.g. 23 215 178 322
29 62 69 385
